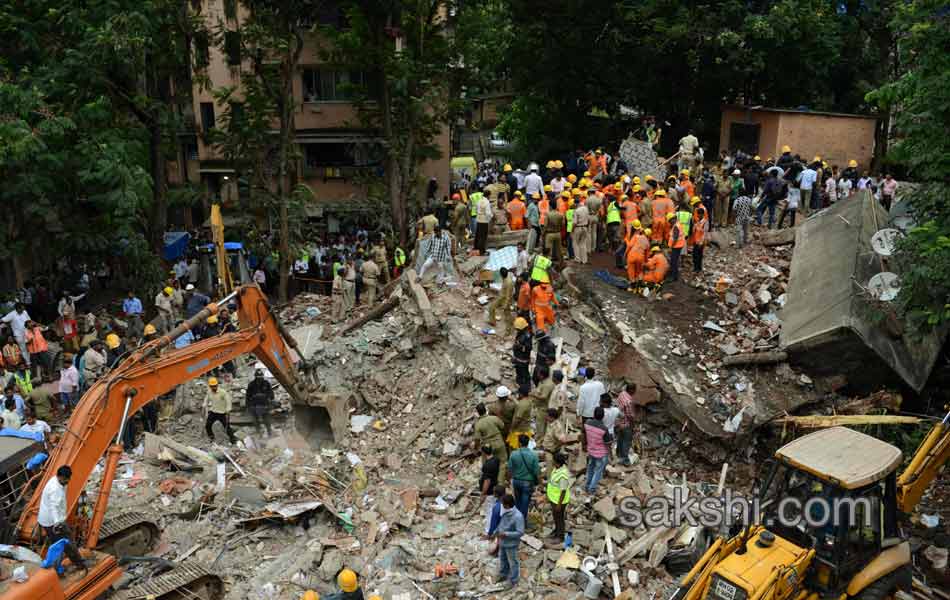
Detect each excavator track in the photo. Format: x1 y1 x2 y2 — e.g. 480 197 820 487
113 563 224 600
97 512 161 558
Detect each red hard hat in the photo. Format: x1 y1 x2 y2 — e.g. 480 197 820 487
451 193 461 200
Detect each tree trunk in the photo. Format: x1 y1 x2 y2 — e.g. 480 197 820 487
277 95 292 304
148 120 168 253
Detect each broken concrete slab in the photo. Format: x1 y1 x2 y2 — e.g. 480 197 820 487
593 496 617 522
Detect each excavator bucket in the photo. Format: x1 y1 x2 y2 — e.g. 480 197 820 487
293 391 352 445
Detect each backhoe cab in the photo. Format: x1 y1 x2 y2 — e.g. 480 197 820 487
673 420 950 600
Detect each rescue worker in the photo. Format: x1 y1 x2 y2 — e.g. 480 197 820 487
692 205 708 273
154 286 174 334
360 258 380 305
651 189 673 244
451 194 468 248
604 192 622 251
572 197 590 264
643 246 669 288
507 385 534 449
474 401 508 492
546 451 571 542
329 568 364 599
331 267 345 321
141 323 158 345
537 191 551 243
677 200 695 253
625 223 650 288
516 272 532 318
204 377 237 445
343 259 357 313
512 316 532 389
622 190 639 228
530 249 553 285
468 186 483 237
531 281 558 332
393 246 406 278
301 592 320 600
507 192 527 230
531 365 553 440
586 188 603 253
245 368 274 436
488 267 515 329
564 195 575 260
667 213 686 281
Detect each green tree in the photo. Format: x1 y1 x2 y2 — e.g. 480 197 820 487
866 0 950 332
210 0 319 302
323 0 456 246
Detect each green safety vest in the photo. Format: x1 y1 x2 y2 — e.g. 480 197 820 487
14 371 32 395
469 192 483 217
531 255 552 283
566 208 575 233
676 210 692 237
332 261 342 276
546 465 571 504
606 202 621 224
394 247 406 267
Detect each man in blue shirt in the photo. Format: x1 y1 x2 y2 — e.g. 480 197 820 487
185 285 210 320
122 291 143 317
174 327 195 349
495 494 525 589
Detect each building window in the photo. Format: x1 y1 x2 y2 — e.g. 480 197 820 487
194 30 211 68
224 31 241 66
316 2 346 27
229 102 244 128
200 102 216 134
304 142 382 172
301 69 372 102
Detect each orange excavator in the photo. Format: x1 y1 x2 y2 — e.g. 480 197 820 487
0 285 347 599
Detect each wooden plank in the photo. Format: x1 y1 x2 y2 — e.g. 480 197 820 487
722 351 788 367
773 415 921 428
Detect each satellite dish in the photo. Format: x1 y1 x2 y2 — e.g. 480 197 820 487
868 272 901 302
871 228 903 256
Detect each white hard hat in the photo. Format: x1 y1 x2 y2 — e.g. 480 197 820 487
732 169 741 175
495 385 511 398
185 284 195 291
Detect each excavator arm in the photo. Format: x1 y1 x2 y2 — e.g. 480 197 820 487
16 285 346 546
897 410 950 514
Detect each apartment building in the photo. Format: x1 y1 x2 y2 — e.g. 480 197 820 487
182 0 451 231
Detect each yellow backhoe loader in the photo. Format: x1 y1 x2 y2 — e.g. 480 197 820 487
671 410 949 600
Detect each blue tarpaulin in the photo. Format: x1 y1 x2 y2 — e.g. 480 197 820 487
594 270 631 289
200 242 243 251
163 231 191 261
0 429 43 442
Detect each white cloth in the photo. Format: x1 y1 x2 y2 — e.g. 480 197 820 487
577 380 605 419
38 476 67 528
1 409 21 430
21 420 50 435
2 310 30 339
524 173 544 197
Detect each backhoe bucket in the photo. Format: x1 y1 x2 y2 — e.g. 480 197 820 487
293 391 351 445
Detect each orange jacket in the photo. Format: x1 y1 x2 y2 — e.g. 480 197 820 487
531 284 558 313
681 180 695 200
517 282 532 311
507 199 526 230
556 197 569 214
26 327 48 354
653 197 673 221
627 233 650 262
691 211 707 245
645 253 669 278
622 199 639 224
539 199 550 225
668 221 686 249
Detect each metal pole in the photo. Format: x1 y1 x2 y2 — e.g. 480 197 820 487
115 394 133 445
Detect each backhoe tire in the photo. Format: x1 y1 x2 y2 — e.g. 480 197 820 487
854 565 912 600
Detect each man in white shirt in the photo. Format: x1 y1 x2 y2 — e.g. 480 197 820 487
524 166 544 198
600 395 621 436
576 367 606 424
174 258 189 283
797 165 818 214
59 353 80 410
474 191 493 255
187 258 200 285
39 465 87 570
21 408 51 437
1 398 21 429
2 303 32 368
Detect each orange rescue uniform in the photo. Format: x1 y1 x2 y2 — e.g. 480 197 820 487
651 197 674 243
643 253 670 284
668 221 686 250
690 210 706 246
539 198 550 226
626 232 650 282
622 198 639 225
531 283 558 331
507 199 527 230
517 281 532 312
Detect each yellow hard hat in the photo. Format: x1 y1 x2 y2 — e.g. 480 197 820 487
560 190 570 198
514 190 523 197
544 184 552 192
666 212 676 221
644 228 652 236
655 189 667 197
822 161 828 168
105 333 120 349
667 175 677 182
368 596 382 600
645 175 655 182
567 174 577 182
650 246 661 253
514 317 529 330
568 199 575 208
813 155 821 162
632 185 642 192
503 163 512 172
781 145 791 153
633 176 641 184
690 196 701 205
163 286 173 295
531 192 540 199
208 377 219 386
614 182 622 190
680 169 690 176
632 219 642 229
207 315 219 324
583 170 591 177
564 181 573 189
337 568 358 593
753 155 761 160
302 592 320 600
554 160 563 169
546 160 555 169
849 159 858 168
572 188 582 196
143 324 157 335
